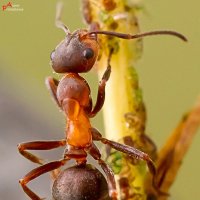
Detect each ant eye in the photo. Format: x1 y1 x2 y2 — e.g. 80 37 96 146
83 48 94 60
50 50 55 60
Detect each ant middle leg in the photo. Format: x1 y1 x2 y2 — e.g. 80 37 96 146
19 159 68 200
88 142 117 199
18 140 66 180
88 48 113 118
18 140 66 165
91 128 156 182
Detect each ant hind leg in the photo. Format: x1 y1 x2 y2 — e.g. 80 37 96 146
91 128 157 187
19 159 68 200
88 142 117 199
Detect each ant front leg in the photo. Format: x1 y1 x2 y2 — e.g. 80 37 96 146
45 77 61 109
88 49 113 118
20 159 67 200
88 64 111 117
91 128 157 185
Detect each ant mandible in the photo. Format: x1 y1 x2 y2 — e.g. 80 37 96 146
18 4 187 200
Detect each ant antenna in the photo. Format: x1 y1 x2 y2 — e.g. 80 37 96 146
89 30 187 42
55 2 70 35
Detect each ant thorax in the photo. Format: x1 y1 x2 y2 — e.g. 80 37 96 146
57 73 92 147
57 73 91 109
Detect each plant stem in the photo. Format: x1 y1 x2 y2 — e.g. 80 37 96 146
81 0 151 199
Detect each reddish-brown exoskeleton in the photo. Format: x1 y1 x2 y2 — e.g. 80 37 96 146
18 4 187 200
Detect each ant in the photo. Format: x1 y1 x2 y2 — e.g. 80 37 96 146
18 3 187 200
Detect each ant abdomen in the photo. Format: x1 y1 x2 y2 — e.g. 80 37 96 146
52 164 111 200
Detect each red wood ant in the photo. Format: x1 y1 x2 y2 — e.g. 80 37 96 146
18 4 187 200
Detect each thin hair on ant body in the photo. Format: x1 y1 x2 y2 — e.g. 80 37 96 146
17 3 187 200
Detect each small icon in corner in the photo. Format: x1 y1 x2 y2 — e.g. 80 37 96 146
2 1 24 12
2 2 12 11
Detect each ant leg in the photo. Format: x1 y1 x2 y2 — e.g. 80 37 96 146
85 97 93 114
18 140 66 165
88 65 111 117
19 159 67 200
88 48 113 118
45 77 62 109
88 143 117 199
91 128 156 180
18 140 66 180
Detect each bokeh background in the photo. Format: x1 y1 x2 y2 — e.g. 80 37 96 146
0 0 199 199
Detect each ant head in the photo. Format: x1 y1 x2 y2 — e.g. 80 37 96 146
51 29 99 73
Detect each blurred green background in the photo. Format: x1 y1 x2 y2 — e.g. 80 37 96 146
0 0 199 199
